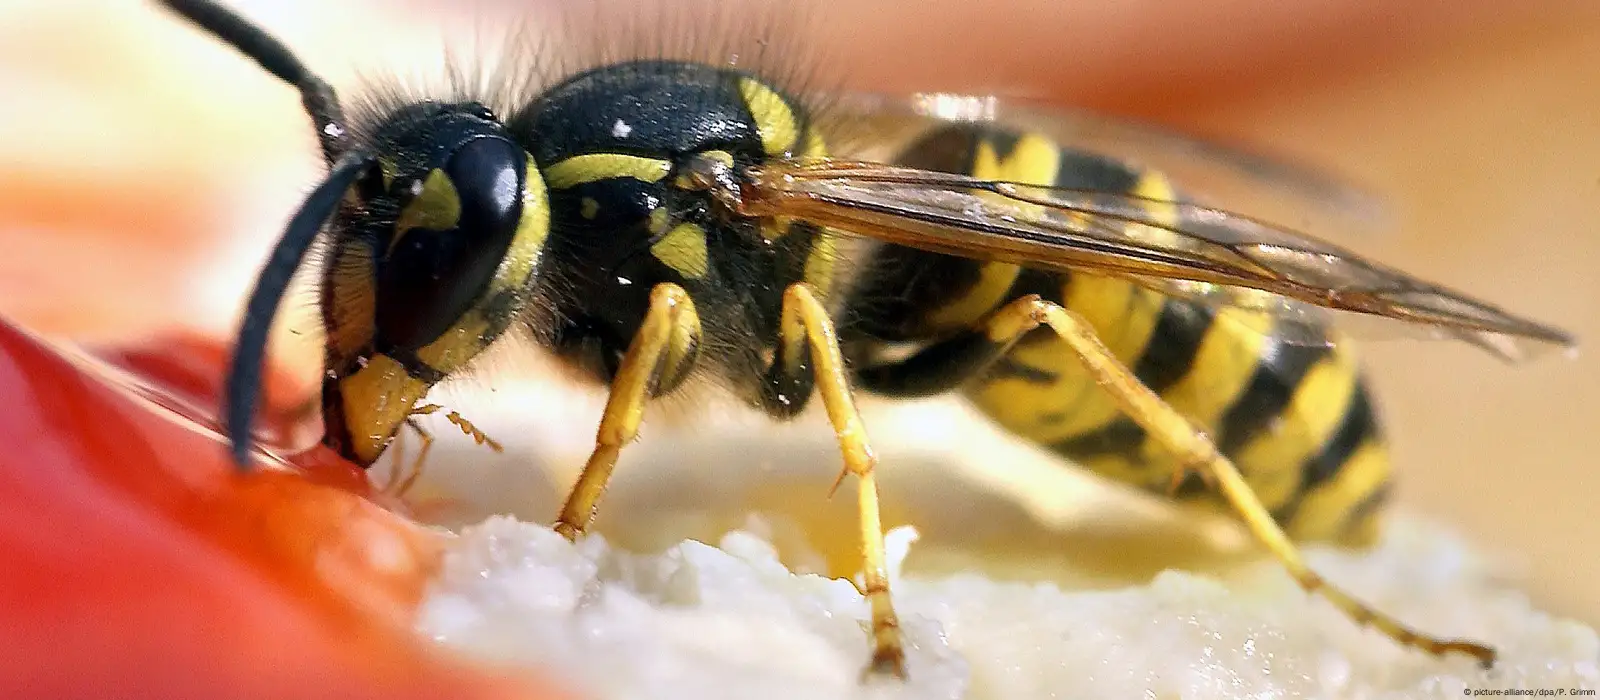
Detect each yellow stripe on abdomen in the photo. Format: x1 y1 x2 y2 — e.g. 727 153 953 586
971 274 1165 443
923 133 1060 331
1284 439 1390 543
1232 344 1360 509
945 130 1392 541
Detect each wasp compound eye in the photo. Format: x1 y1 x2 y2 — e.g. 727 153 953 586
375 136 527 352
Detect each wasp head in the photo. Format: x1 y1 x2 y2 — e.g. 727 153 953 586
320 102 551 464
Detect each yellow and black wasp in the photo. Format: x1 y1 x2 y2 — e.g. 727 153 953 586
157 0 1577 680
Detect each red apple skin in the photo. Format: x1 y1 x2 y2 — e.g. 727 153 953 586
0 321 569 700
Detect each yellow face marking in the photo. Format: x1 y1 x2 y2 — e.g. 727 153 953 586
338 353 433 464
738 78 798 156
580 197 600 220
345 157 401 208
495 156 552 292
415 310 493 373
325 240 377 360
651 222 710 279
393 168 462 257
331 156 552 467
416 156 552 373
1285 440 1390 542
545 153 671 190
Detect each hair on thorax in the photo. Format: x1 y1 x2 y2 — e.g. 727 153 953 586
292 0 851 407
342 0 841 150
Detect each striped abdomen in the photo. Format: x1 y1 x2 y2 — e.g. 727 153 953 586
851 124 1391 546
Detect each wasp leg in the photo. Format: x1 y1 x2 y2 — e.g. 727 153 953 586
383 418 410 492
383 404 501 496
759 283 905 680
905 294 1491 668
385 417 436 498
380 404 499 498
553 283 701 540
378 414 435 499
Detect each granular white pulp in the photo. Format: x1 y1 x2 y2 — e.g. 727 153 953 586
417 516 1599 699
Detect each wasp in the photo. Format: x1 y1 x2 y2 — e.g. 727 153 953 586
157 0 1576 680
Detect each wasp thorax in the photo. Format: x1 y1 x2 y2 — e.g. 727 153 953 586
528 65 809 229
497 62 819 349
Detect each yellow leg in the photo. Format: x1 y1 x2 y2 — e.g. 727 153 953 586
553 283 701 540
983 294 1495 668
1165 430 1216 497
778 283 905 680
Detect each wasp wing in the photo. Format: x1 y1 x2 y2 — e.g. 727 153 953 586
743 159 1574 362
817 91 1390 242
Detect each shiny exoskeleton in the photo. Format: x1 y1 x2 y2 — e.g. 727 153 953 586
319 61 845 463
159 0 1571 681
307 61 1391 676
845 125 1389 547
323 64 1385 551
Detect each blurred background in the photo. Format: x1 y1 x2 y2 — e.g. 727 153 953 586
1 0 1596 630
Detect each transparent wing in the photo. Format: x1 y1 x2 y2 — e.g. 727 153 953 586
740 159 1575 362
816 91 1391 245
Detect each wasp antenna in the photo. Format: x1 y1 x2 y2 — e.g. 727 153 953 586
223 151 375 469
157 0 347 163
